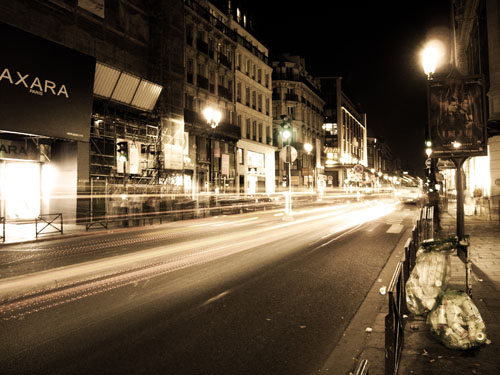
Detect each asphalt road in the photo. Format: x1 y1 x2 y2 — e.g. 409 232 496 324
0 199 418 375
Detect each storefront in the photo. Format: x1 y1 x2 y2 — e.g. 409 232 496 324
237 139 275 195
0 22 95 221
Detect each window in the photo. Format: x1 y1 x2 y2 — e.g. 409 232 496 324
185 94 194 110
186 24 193 45
258 69 262 83
252 91 256 109
266 98 270 115
238 148 244 164
265 73 269 88
252 121 257 141
187 59 194 84
287 106 295 119
246 118 251 138
209 71 215 93
258 94 262 112
246 59 251 75
236 53 241 70
247 151 264 168
258 123 263 142
197 63 205 77
237 82 242 102
246 87 250 106
197 30 205 42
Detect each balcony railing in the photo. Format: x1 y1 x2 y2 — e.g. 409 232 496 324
196 39 209 55
218 85 233 101
218 53 232 69
285 93 299 101
197 74 209 90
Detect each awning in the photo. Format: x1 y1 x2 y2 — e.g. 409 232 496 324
93 62 162 112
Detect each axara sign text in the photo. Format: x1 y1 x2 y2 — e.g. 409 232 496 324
0 68 69 98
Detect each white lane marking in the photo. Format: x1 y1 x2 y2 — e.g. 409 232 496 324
386 224 404 234
364 222 380 232
213 217 259 226
200 290 230 307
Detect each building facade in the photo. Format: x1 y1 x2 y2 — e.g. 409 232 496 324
184 0 239 197
272 55 325 191
229 5 275 195
0 0 184 223
319 77 367 188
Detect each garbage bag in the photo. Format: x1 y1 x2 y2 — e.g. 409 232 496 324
427 290 487 350
405 238 456 315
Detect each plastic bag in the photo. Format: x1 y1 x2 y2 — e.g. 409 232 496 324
427 290 487 350
405 238 456 315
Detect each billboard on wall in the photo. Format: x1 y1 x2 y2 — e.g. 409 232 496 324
428 76 487 157
163 118 184 170
0 22 95 142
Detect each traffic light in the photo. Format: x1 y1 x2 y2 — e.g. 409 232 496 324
117 141 128 162
280 114 292 140
282 173 288 187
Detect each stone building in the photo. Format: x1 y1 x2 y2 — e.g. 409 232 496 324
272 54 325 191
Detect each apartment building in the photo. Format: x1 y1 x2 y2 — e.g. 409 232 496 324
229 5 275 195
319 77 367 188
272 54 325 190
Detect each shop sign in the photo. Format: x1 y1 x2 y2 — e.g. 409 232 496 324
0 22 95 142
221 154 229 176
0 139 38 160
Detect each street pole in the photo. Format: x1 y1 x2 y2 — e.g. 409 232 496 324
287 145 292 214
123 160 127 188
452 157 466 240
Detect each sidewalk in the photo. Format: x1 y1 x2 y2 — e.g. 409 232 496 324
352 205 500 375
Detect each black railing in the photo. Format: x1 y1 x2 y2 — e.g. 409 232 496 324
385 261 406 375
385 206 434 375
354 359 370 375
0 217 4 243
218 53 232 69
36 213 63 238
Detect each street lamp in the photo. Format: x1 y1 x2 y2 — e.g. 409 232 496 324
421 38 467 242
304 143 313 190
203 107 222 194
421 39 444 79
203 107 221 128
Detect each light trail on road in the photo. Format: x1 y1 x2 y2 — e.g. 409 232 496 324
0 199 399 321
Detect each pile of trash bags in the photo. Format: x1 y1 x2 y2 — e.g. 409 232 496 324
406 237 457 316
405 236 488 350
427 290 487 350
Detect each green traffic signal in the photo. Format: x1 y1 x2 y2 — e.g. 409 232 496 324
280 115 292 140
117 141 128 162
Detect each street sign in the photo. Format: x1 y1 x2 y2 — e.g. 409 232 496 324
279 145 297 163
353 164 363 174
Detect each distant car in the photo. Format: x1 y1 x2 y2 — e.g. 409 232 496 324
395 186 423 204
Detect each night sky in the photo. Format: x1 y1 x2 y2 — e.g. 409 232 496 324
236 0 452 176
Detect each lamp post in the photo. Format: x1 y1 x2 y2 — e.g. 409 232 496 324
203 107 221 194
304 143 313 190
422 40 466 238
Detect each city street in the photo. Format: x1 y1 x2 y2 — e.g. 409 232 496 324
0 198 418 375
